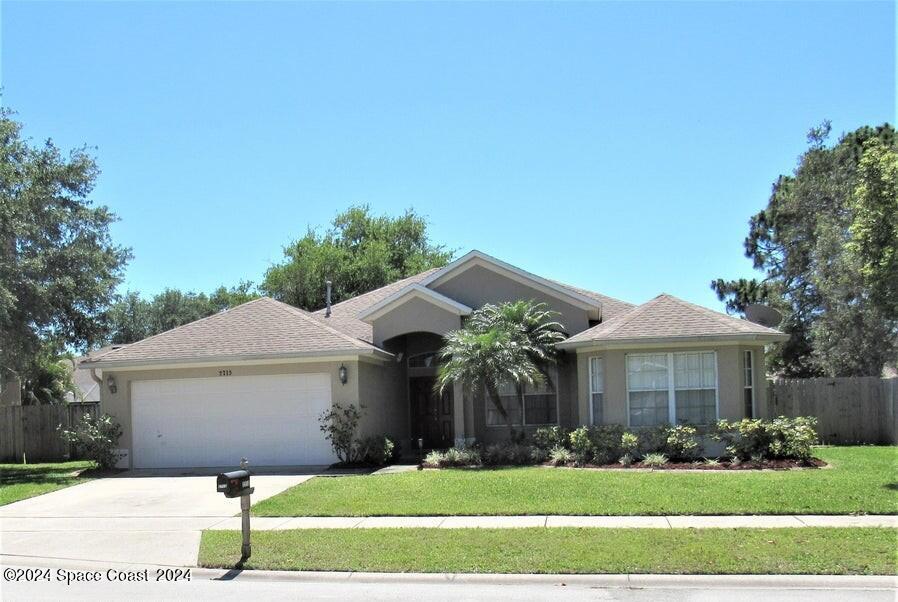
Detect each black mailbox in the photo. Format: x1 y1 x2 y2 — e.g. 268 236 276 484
216 469 252 498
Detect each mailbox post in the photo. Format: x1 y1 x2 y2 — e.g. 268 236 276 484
216 458 255 562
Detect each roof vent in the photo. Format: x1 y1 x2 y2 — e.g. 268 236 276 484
325 280 332 318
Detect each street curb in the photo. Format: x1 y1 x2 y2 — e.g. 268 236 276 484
3 555 895 589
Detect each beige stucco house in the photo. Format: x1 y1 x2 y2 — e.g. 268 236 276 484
83 250 787 469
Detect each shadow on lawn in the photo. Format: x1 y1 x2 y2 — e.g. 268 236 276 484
0 464 98 486
884 483 898 491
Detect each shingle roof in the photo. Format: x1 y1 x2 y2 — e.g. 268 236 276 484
85 297 383 367
311 269 441 342
547 280 635 321
311 267 636 343
560 293 787 347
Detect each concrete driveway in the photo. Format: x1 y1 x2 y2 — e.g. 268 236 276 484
0 468 320 566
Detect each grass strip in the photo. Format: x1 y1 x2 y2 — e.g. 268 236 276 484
200 527 898 575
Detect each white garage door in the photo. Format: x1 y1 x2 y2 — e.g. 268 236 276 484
131 373 336 469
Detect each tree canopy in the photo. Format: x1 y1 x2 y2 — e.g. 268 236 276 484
713 122 898 377
261 205 453 310
105 282 259 345
0 108 130 377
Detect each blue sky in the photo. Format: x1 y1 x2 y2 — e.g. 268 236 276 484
2 1 894 311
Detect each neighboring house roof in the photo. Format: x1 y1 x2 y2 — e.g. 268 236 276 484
559 293 789 348
83 298 388 369
67 345 129 401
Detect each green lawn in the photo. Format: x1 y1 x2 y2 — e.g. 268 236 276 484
200 527 897 574
0 461 96 506
253 446 898 516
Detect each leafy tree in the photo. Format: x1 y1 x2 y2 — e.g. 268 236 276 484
106 291 153 345
437 301 565 438
712 123 897 377
848 138 898 318
105 282 260 344
0 108 130 378
20 346 75 405
261 205 453 310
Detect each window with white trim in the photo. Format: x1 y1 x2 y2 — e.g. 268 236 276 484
743 350 754 418
627 352 718 427
674 352 717 425
486 367 558 426
589 357 604 425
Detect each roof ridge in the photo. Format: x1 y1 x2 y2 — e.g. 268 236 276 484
592 299 654 336
313 267 443 315
658 293 777 333
91 298 272 361
265 297 376 350
547 278 636 308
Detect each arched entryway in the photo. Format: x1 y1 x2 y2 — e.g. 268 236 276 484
382 332 457 449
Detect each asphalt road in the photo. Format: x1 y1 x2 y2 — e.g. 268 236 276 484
2 564 894 602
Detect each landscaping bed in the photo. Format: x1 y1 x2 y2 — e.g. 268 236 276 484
252 446 897 517
200 527 898 575
536 458 828 471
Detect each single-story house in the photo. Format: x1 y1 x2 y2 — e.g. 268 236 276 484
83 250 787 469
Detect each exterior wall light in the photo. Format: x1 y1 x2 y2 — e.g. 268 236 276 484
106 374 117 394
338 364 348 385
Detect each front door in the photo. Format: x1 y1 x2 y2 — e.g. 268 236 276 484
409 376 453 448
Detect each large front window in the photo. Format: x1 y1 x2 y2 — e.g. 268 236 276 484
627 352 718 426
486 368 559 426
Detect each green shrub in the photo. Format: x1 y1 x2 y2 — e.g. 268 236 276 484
713 416 818 461
568 425 627 464
318 404 364 463
568 427 593 464
636 425 699 461
531 426 569 451
424 450 445 467
641 452 669 468
618 453 634 467
529 446 549 464
765 416 818 460
548 445 573 466
424 447 481 468
356 435 395 466
620 432 639 456
58 413 122 469
664 424 699 460
482 442 533 466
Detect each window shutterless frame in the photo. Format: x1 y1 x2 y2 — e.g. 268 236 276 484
744 350 755 418
485 367 560 427
588 356 604 425
625 351 719 427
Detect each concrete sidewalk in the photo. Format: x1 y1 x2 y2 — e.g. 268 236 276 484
207 514 898 530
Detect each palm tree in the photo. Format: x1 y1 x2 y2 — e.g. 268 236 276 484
469 301 566 386
436 300 567 438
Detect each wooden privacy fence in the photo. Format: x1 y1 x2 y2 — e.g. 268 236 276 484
0 402 100 462
764 377 897 445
